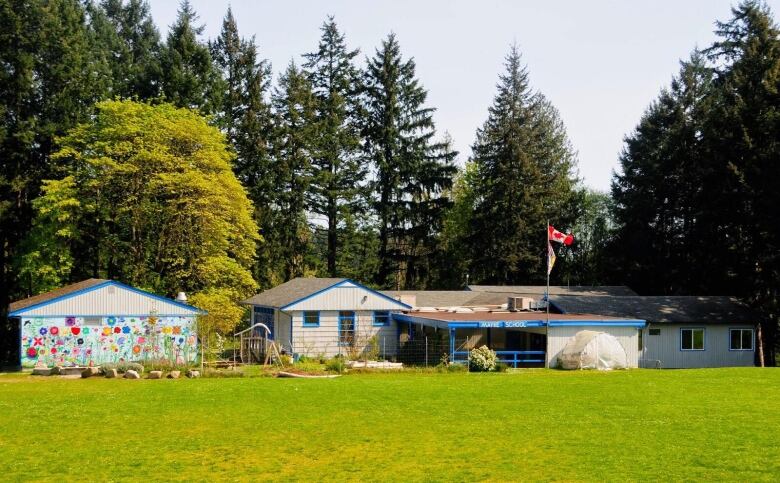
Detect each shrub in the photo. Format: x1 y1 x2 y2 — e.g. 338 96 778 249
469 346 497 372
277 354 293 367
126 362 144 374
446 363 467 373
495 362 509 373
325 357 346 374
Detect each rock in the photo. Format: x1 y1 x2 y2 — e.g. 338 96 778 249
124 369 140 379
32 367 52 376
104 368 118 378
185 370 200 378
148 371 162 379
167 370 181 379
81 367 100 378
50 366 62 375
60 367 85 376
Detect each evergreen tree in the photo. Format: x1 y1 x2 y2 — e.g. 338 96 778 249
705 0 780 360
362 33 457 289
612 53 714 295
211 7 276 286
159 0 221 113
303 17 365 276
0 0 99 364
86 0 162 100
270 62 318 283
467 45 581 284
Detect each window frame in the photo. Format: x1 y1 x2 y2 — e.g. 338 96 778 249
338 311 356 346
302 311 320 328
372 310 390 327
728 328 754 351
680 327 705 351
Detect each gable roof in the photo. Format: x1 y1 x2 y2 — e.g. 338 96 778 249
242 278 348 308
467 285 638 296
9 279 203 316
10 279 109 313
551 295 756 324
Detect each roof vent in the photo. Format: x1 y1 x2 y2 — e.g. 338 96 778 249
176 292 187 302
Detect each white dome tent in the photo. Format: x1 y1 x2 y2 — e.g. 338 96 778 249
558 330 629 370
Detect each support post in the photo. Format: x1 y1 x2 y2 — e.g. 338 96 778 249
449 327 455 364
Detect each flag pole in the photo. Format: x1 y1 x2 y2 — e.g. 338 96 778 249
545 219 550 368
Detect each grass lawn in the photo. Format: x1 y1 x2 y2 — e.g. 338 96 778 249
1 368 779 481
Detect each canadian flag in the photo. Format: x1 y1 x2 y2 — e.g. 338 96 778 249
548 225 574 246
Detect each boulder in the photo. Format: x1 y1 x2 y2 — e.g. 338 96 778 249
124 369 140 379
148 371 162 379
31 367 52 376
167 370 181 379
104 368 118 378
185 370 200 378
81 367 100 378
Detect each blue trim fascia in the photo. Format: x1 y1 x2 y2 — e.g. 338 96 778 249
679 327 706 351
279 279 411 311
302 310 320 328
728 327 755 352
393 313 644 329
9 280 204 316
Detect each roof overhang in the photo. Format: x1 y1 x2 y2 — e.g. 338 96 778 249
392 313 646 329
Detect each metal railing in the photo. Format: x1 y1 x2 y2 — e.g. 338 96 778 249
452 350 546 368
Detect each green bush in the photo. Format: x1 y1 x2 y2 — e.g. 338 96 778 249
495 362 509 373
325 357 346 373
469 346 497 372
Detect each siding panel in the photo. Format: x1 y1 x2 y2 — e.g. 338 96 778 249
21 285 198 317
641 324 755 368
290 310 398 358
283 286 408 311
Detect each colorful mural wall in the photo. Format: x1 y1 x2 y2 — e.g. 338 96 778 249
20 315 198 368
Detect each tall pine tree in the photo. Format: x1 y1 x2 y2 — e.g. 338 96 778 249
0 0 99 364
362 33 457 289
86 0 162 100
467 45 581 284
211 7 276 287
303 17 365 277
159 0 221 113
271 62 318 281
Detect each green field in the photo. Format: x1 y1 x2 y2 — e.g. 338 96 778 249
1 368 779 481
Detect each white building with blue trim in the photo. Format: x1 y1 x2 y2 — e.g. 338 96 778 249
9 279 204 368
243 278 759 368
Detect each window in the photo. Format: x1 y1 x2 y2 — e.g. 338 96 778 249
302 311 320 328
638 328 643 351
681 328 705 351
373 311 390 327
649 328 661 336
83 317 102 326
729 329 754 351
338 311 355 346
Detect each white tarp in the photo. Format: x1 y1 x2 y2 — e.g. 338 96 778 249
558 330 628 370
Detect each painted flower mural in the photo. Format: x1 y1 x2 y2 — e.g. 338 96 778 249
20 316 198 368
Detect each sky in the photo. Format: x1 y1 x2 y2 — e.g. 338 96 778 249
148 0 780 191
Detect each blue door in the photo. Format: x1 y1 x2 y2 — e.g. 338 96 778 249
253 306 275 339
